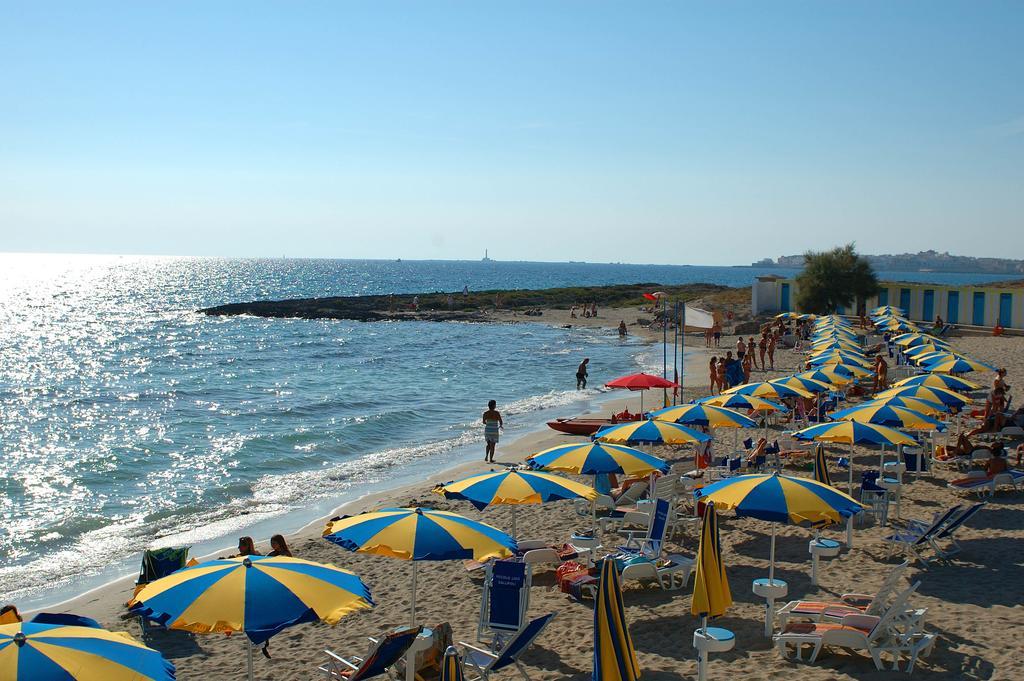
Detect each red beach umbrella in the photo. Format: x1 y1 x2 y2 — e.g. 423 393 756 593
605 373 679 414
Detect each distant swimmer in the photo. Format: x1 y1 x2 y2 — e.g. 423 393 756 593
576 358 590 390
619 321 627 337
482 400 503 463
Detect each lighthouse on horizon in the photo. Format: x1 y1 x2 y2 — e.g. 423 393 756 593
482 249 492 262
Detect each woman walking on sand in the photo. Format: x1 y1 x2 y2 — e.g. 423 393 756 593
767 331 777 370
709 357 719 394
482 400 503 463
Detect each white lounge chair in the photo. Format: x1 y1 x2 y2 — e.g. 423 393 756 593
776 562 910 626
774 582 923 671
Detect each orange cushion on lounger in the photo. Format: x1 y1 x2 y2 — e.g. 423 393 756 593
782 621 875 636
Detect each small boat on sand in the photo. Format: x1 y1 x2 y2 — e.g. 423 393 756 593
546 415 641 436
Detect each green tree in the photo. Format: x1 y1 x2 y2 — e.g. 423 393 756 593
795 243 879 314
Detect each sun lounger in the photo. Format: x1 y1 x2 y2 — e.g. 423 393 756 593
774 582 923 671
321 625 424 680
477 560 531 649
776 562 910 626
948 469 1024 496
620 553 694 591
882 506 962 566
459 613 556 681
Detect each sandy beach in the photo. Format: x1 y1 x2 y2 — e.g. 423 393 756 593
37 326 1024 681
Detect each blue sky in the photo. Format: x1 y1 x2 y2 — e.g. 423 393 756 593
1 1 1021 264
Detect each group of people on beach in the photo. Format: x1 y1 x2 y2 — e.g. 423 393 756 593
707 326 782 393
570 302 599 318
226 534 293 559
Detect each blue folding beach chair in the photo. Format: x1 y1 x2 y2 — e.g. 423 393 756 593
882 505 962 567
929 502 985 559
321 625 424 681
477 559 531 649
618 497 669 559
460 613 556 681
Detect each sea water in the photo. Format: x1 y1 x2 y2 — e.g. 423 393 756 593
0 254 1009 607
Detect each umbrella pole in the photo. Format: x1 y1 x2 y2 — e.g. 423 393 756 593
411 561 418 626
247 640 254 681
769 524 776 583
511 506 517 539
697 614 708 681
848 442 854 495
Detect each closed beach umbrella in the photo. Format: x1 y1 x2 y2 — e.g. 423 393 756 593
129 555 373 679
813 444 832 487
828 403 946 431
691 501 731 621
605 373 679 413
440 646 465 681
323 507 515 624
434 467 597 536
0 622 175 681
527 441 669 476
875 385 970 410
923 356 996 374
792 421 917 493
650 403 757 429
593 558 640 681
892 373 980 392
723 380 813 400
595 419 711 446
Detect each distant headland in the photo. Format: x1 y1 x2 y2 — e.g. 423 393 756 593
752 250 1024 276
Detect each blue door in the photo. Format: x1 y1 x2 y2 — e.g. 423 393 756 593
1000 293 1013 327
922 290 934 322
972 292 985 326
878 289 888 307
899 288 911 315
947 291 959 324
780 283 790 312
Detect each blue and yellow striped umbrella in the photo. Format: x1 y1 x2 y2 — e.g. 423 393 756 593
527 442 669 476
861 395 948 417
808 353 872 369
690 501 731 621
324 507 515 624
923 356 996 374
794 369 854 387
908 350 954 366
595 419 711 446
769 376 833 395
593 558 640 681
440 646 465 681
434 468 597 537
828 403 946 431
650 403 757 429
903 344 945 361
875 385 970 410
892 333 950 349
872 305 905 316
723 380 813 400
129 555 373 644
700 393 789 413
694 473 863 527
813 444 832 487
0 622 175 681
809 361 872 378
793 420 917 447
892 373 980 392
435 469 597 510
810 339 861 352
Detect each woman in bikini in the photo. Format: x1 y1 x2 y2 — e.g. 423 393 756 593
758 332 768 372
482 400 503 463
766 332 777 371
709 357 719 394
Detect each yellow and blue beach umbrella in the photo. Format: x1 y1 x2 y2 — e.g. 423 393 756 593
694 473 863 583
775 312 798 320
813 444 832 487
0 622 175 681
434 468 597 536
808 353 872 369
892 333 950 349
810 339 861 352
723 380 813 400
129 555 374 644
794 369 854 387
875 385 970 410
593 558 640 681
700 393 789 413
828 403 946 431
323 507 515 624
650 403 757 429
691 501 731 621
595 419 711 446
907 350 955 365
862 395 948 417
768 376 833 395
527 442 669 476
797 313 817 321
810 361 872 379
892 373 980 392
872 305 905 316
922 356 996 374
792 421 917 492
809 344 867 358
903 345 945 360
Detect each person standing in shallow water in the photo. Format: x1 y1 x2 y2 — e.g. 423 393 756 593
482 400 503 463
576 358 590 390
